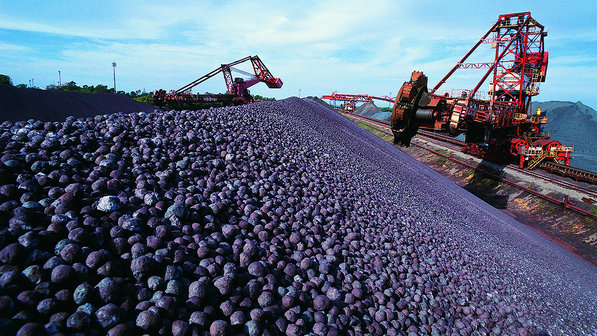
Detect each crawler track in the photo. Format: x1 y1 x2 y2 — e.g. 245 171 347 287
344 111 597 220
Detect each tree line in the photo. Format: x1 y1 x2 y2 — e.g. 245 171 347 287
1 74 152 102
1 74 275 104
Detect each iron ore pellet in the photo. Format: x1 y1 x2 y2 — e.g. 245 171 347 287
0 98 594 335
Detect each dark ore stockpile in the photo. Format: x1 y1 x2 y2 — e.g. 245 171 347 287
0 84 156 122
0 97 595 336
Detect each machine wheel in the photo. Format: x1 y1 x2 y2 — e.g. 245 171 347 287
391 72 428 147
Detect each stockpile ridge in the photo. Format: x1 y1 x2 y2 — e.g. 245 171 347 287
0 85 156 122
0 97 595 335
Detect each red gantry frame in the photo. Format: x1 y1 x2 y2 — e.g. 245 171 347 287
386 12 572 168
153 55 283 107
321 93 395 112
323 13 573 168
430 12 548 128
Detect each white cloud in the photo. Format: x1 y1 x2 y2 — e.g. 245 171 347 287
3 1 596 108
0 14 150 40
0 43 32 52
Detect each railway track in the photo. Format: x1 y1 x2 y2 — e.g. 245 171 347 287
413 131 597 199
344 111 597 219
347 112 597 184
416 129 597 187
511 165 597 200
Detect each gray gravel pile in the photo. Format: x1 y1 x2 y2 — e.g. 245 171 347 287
0 97 595 335
353 103 391 121
354 102 381 117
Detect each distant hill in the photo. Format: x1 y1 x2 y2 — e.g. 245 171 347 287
0 84 157 122
532 101 597 172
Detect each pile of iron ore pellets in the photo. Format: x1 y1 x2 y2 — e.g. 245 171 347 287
0 97 595 335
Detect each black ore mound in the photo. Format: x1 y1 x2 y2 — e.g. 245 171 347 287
0 84 157 122
0 98 594 335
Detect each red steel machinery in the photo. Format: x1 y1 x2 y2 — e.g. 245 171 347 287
153 55 282 107
391 12 573 168
321 93 395 112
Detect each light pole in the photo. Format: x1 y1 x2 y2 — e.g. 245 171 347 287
299 89 301 98
58 71 61 87
112 62 117 93
333 91 336 108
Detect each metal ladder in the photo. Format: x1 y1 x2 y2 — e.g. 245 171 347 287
527 152 548 169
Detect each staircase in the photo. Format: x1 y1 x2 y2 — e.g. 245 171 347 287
527 152 548 169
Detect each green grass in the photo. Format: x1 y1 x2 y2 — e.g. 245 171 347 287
588 211 597 228
357 122 391 140
435 149 450 165
357 122 375 132
464 168 475 177
545 204 556 215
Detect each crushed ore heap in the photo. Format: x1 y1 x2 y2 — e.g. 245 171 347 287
0 97 595 335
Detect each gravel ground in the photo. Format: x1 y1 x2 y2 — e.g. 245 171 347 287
0 97 595 335
411 137 597 206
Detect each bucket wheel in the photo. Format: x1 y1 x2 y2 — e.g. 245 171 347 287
391 71 428 146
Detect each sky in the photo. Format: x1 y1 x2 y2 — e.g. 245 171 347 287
1 0 597 108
